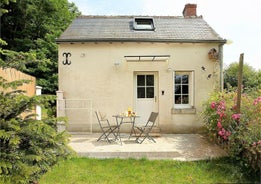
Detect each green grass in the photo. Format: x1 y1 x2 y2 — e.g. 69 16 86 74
39 157 257 184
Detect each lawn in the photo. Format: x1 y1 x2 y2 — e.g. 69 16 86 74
39 157 256 184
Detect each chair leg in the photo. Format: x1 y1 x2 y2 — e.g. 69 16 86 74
97 135 102 141
148 135 156 143
136 136 146 144
97 133 109 142
136 132 156 144
135 128 144 143
97 128 116 143
129 126 138 139
109 127 118 141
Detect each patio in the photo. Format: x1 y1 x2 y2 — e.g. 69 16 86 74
69 133 227 161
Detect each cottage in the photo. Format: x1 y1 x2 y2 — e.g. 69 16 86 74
56 4 226 133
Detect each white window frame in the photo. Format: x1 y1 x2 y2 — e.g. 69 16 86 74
133 17 155 31
173 71 194 109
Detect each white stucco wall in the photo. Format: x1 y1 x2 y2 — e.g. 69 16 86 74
58 42 221 133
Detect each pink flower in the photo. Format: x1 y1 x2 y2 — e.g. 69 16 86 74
252 140 261 146
219 101 226 109
253 97 261 105
217 121 222 129
218 128 231 140
211 102 216 109
225 131 231 137
232 113 241 121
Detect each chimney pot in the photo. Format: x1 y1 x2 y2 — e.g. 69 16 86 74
183 4 197 17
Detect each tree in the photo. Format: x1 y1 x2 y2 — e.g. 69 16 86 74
1 0 80 94
224 62 260 94
0 0 16 16
0 75 72 183
0 39 37 71
0 42 73 183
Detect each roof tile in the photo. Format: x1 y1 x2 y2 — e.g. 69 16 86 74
57 16 225 43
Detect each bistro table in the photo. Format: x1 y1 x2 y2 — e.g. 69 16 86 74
112 114 139 145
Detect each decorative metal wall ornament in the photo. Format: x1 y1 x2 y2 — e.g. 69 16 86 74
207 74 212 79
62 52 72 65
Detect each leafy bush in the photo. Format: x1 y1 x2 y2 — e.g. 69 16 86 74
0 77 73 184
202 90 261 176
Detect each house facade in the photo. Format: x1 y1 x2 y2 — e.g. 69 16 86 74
56 4 226 133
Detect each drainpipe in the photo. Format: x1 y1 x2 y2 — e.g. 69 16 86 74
218 44 224 92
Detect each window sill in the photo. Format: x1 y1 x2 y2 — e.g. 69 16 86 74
171 107 196 114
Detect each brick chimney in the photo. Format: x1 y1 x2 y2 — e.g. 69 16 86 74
183 4 197 17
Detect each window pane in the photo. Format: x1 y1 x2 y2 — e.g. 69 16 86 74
175 75 181 84
182 75 189 84
137 87 145 98
136 24 153 29
146 87 154 98
175 85 181 94
182 85 189 94
137 20 152 25
175 95 181 104
182 95 189 104
146 75 154 86
137 75 145 86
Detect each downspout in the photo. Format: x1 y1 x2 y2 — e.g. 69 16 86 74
218 43 225 92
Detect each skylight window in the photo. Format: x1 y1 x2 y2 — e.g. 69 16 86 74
133 17 155 31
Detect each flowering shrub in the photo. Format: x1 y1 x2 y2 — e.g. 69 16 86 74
202 90 261 174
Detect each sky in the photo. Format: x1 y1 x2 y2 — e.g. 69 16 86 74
69 0 261 70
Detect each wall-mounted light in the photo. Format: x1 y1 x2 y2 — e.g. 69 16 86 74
80 53 85 57
167 67 173 72
114 61 121 68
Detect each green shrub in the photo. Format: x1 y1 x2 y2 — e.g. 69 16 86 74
202 90 261 176
0 77 73 184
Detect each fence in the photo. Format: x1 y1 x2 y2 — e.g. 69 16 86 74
0 67 36 96
0 68 42 119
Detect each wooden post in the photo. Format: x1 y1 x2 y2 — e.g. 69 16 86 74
236 53 244 113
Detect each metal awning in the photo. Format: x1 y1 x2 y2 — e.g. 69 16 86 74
124 55 170 61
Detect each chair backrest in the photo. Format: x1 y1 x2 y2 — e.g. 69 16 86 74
145 112 158 127
95 111 110 128
95 111 107 121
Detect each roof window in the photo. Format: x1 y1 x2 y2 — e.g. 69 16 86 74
133 17 155 31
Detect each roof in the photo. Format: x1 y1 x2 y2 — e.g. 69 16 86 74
56 15 226 44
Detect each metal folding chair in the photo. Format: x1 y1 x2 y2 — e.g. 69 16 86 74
135 112 158 144
95 111 118 143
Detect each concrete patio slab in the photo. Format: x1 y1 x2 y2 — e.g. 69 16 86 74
69 133 227 161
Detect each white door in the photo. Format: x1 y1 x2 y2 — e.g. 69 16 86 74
134 73 158 125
